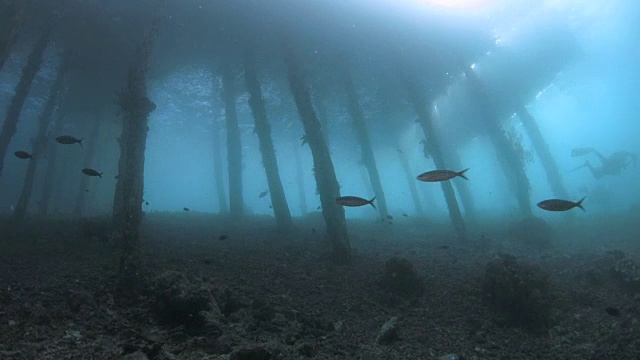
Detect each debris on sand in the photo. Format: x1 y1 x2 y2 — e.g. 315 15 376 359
151 271 223 336
230 346 272 360
483 253 552 330
439 354 460 360
121 350 149 360
296 342 317 357
377 316 400 344
605 307 621 317
611 253 640 293
380 257 424 299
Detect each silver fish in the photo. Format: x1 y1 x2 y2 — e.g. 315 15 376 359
417 168 469 182
56 135 83 147
14 151 32 159
537 197 586 212
335 196 376 209
81 168 102 178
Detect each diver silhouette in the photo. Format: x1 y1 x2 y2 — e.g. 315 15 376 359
571 147 637 179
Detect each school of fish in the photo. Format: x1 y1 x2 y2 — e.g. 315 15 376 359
13 133 588 215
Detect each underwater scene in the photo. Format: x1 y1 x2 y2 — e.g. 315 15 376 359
0 0 639 359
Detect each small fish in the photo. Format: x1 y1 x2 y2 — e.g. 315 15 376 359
605 307 620 317
402 213 408 217
219 234 228 240
417 169 469 182
259 190 269 198
56 135 83 147
114 174 119 179
386 215 393 220
537 197 585 212
183 207 190 212
81 168 102 178
300 134 308 146
145 201 149 206
269 205 273 209
14 151 32 159
335 196 376 208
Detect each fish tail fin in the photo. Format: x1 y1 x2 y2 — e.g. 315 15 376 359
99 172 103 179
576 196 586 211
369 196 377 209
79 138 84 148
457 168 470 180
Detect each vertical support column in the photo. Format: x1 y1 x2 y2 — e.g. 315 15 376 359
285 45 351 262
344 75 389 219
74 117 102 216
221 59 244 217
293 142 308 216
115 17 159 296
0 28 50 177
212 126 228 213
0 0 24 73
244 49 292 229
464 67 532 217
516 103 568 199
405 79 467 241
14 57 67 220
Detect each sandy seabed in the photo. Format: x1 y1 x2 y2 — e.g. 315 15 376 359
0 211 639 360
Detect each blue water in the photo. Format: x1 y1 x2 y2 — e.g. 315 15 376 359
0 0 638 222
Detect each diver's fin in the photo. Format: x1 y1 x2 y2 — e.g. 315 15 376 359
570 161 589 172
570 147 595 157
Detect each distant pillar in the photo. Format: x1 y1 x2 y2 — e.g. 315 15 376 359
405 79 467 242
284 44 351 262
444 148 477 223
344 74 389 220
114 17 159 297
221 59 244 217
0 27 50 177
293 142 308 216
74 117 102 217
14 57 67 220
516 102 568 199
39 92 69 217
0 0 24 73
463 67 532 217
397 149 425 215
244 48 292 230
212 126 228 213
314 96 331 149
